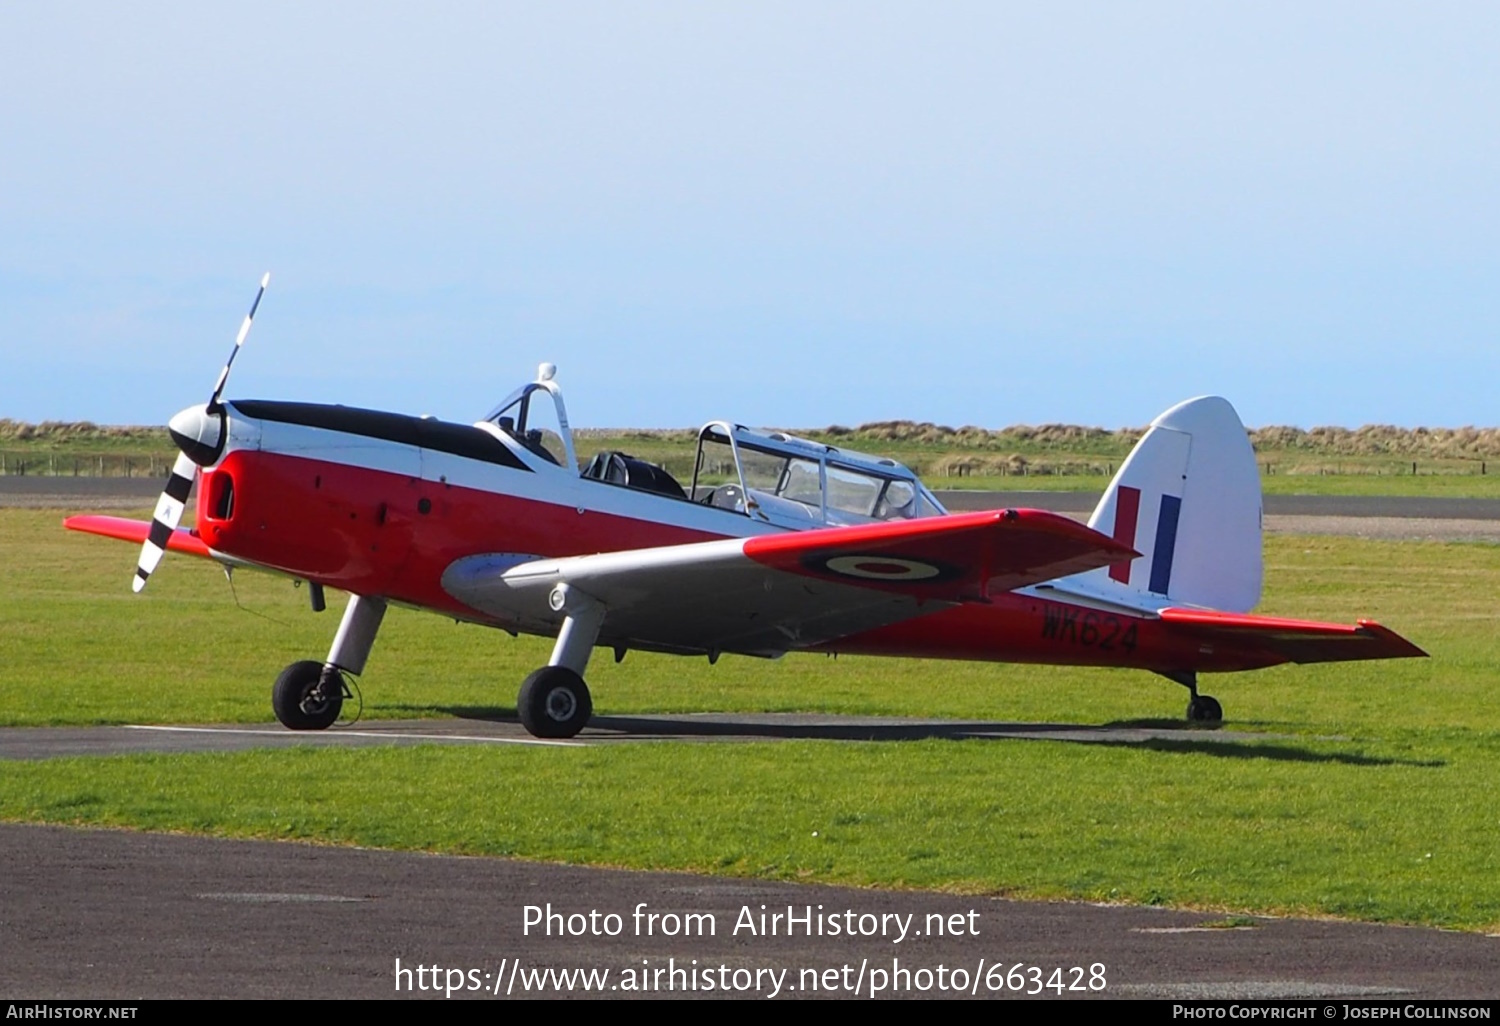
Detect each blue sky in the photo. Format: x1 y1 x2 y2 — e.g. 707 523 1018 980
3 2 1497 431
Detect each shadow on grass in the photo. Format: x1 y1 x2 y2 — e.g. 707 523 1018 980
582 716 1443 766
1089 737 1443 768
362 709 1443 767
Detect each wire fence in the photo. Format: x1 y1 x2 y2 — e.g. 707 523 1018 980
0 452 178 478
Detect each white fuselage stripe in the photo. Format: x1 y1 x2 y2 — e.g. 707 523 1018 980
237 414 781 540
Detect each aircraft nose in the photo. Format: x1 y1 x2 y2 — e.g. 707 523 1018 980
168 403 226 466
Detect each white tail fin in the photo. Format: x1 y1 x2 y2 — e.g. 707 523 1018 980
1078 396 1262 612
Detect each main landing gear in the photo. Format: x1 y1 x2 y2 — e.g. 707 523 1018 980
271 594 387 731
267 586 602 740
517 584 604 739
1160 671 1223 724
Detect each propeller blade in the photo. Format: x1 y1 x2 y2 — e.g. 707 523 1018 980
133 449 199 593
135 272 269 592
208 272 270 410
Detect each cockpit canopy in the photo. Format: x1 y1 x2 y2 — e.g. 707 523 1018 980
481 363 577 470
481 365 946 530
688 422 946 529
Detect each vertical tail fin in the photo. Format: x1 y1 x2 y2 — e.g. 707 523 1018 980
1080 396 1262 612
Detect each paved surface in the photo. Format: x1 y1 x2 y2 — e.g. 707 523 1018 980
0 476 161 509
934 491 1500 541
20 478 1500 540
1 823 1495 1000
0 715 1294 761
936 489 1500 520
11 475 1500 520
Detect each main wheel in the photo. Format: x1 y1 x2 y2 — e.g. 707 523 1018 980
272 660 343 731
517 666 593 739
1186 694 1223 723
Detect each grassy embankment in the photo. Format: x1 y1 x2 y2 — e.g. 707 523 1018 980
7 418 1500 496
1 508 1497 930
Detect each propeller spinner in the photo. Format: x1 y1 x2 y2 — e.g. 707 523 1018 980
133 273 270 593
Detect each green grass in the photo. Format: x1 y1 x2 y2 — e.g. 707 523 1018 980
3 509 1500 931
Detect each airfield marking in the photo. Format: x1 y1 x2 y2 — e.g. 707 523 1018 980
196 892 370 903
1132 926 1257 934
123 723 587 748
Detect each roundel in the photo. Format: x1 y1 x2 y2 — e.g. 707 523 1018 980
821 555 944 581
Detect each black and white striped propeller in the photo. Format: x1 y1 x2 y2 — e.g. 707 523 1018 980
133 273 270 593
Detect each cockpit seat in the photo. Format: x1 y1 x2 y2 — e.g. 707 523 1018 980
581 451 688 500
522 428 561 466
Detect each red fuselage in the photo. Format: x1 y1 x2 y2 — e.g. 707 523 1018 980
197 445 1283 676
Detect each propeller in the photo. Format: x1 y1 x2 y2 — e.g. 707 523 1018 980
133 273 270 593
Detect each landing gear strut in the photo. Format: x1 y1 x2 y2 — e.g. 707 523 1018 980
516 584 602 739
272 594 386 731
1160 671 1223 724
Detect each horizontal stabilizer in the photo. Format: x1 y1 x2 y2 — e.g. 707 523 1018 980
1157 607 1427 664
64 515 213 560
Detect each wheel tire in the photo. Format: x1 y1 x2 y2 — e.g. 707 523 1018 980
1186 694 1223 723
517 666 593 739
272 660 342 731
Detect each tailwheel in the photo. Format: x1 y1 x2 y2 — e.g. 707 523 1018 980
1159 670 1224 725
1186 694 1223 723
517 666 592 739
272 660 344 730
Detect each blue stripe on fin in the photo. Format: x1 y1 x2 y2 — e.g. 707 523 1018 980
1148 494 1182 595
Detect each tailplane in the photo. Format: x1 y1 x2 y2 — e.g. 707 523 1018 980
1076 395 1262 613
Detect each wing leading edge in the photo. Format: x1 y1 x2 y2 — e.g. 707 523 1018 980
64 515 214 560
742 508 1138 599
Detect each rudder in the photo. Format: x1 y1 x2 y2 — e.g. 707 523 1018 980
1081 396 1262 613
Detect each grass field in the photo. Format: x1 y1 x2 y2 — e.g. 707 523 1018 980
2 508 1499 931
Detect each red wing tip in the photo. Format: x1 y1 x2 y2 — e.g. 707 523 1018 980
65 514 131 534
1355 619 1430 658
